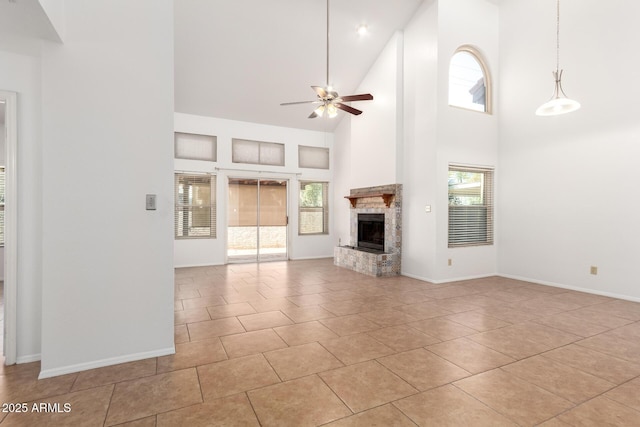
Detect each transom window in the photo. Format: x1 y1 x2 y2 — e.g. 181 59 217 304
174 132 217 162
232 139 285 166
298 145 330 170
448 45 492 114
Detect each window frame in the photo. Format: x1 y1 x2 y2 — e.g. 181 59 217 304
448 45 493 114
174 172 217 239
298 181 329 236
448 164 494 248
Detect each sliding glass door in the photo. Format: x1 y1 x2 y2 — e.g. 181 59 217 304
227 178 288 262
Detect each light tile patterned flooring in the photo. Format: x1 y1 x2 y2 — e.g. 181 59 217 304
2 258 640 425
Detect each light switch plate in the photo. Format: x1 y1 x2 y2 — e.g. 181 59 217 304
425 205 431 213
146 194 157 210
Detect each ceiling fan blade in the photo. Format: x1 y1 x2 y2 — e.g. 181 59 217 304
338 93 374 102
280 100 322 106
335 103 362 115
308 110 319 119
312 86 328 98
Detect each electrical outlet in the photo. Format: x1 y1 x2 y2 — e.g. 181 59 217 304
590 266 598 275
448 259 452 266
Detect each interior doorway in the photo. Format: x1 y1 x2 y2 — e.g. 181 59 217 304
227 178 288 263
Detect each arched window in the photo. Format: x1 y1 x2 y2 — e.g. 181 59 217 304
448 45 492 114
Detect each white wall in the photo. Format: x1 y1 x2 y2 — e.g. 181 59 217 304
332 116 351 246
350 32 404 189
401 0 439 281
174 113 335 267
39 0 175 377
432 0 499 281
498 0 640 300
0 49 43 362
332 33 404 248
334 0 499 284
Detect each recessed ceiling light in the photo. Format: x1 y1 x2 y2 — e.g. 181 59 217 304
357 24 368 36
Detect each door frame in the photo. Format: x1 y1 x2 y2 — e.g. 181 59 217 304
1 90 18 365
225 175 289 263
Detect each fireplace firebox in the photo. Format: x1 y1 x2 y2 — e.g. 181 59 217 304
357 213 385 252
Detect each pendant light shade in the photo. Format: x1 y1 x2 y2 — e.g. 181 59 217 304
535 70 581 116
536 0 580 116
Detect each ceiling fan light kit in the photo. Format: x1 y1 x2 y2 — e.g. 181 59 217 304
280 0 373 119
536 0 580 116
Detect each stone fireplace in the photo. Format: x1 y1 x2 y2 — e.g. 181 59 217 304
334 184 402 277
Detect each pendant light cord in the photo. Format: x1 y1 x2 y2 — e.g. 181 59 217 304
555 0 560 73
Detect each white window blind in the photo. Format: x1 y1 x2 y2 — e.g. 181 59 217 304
298 145 330 169
175 132 217 161
232 138 285 166
260 141 285 166
299 181 329 235
448 164 494 247
175 173 216 239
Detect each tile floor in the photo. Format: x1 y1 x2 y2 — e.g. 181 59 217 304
2 259 640 425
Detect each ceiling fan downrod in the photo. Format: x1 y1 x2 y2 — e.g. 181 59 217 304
278 0 374 118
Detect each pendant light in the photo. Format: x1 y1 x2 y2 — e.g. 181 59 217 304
536 0 580 116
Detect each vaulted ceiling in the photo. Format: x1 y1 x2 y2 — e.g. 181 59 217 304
174 0 424 132
1 0 426 132
0 0 61 42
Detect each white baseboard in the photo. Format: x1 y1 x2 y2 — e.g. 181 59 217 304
175 257 334 267
400 271 496 285
16 353 41 364
38 346 176 379
174 262 225 269
400 271 435 283
497 273 640 303
289 256 333 261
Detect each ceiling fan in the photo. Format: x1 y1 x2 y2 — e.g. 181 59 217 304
280 0 373 119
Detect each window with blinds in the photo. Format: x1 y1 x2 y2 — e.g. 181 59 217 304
298 145 330 169
175 173 216 239
232 138 285 166
299 181 329 235
175 132 217 161
448 165 494 247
